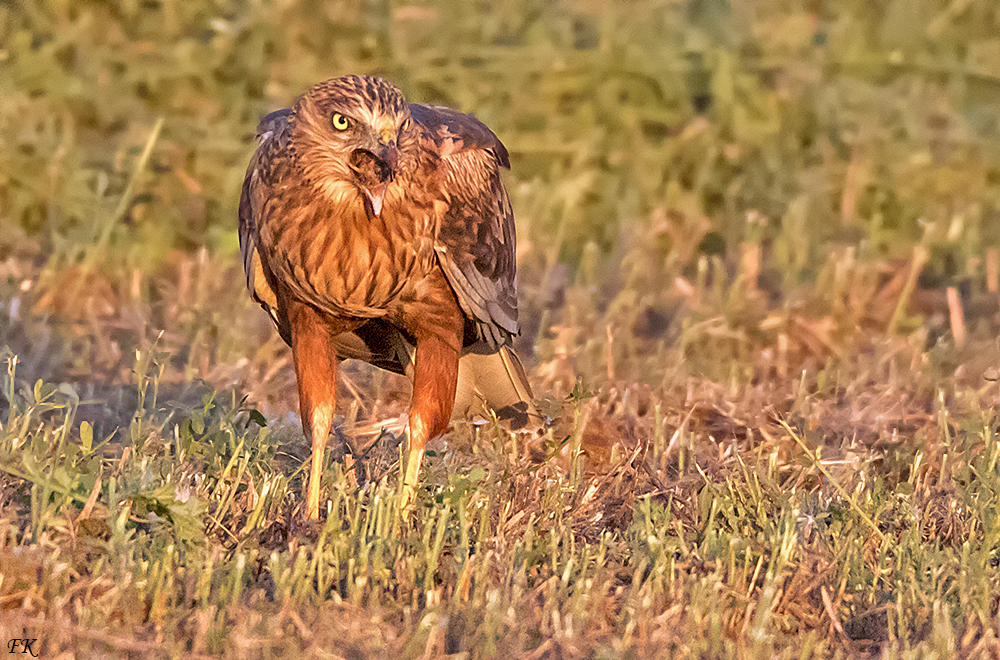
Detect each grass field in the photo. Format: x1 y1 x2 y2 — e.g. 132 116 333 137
5 0 1000 657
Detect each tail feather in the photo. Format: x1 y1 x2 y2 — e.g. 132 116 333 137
453 346 541 429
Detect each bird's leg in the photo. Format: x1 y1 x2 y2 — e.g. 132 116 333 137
288 300 339 520
400 333 460 513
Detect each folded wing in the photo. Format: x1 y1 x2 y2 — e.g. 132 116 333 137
410 103 519 349
239 108 292 343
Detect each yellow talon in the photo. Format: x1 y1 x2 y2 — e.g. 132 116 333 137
399 446 425 513
307 450 323 520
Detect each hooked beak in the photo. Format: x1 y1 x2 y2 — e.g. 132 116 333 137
377 138 399 173
360 139 399 217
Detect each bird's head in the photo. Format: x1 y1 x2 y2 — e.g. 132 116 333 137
289 75 419 216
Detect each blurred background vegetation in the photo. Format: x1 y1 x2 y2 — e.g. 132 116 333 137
7 1 1000 657
5 0 1000 394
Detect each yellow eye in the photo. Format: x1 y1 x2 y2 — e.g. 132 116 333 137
401 118 411 131
332 113 350 130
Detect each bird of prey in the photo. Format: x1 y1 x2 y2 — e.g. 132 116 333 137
239 75 536 519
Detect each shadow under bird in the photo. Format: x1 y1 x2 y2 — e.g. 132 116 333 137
238 75 537 518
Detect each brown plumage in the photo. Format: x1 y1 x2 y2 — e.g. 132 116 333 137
239 75 536 518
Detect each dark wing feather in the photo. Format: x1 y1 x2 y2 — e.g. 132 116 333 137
239 109 293 343
409 104 509 166
411 103 518 348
